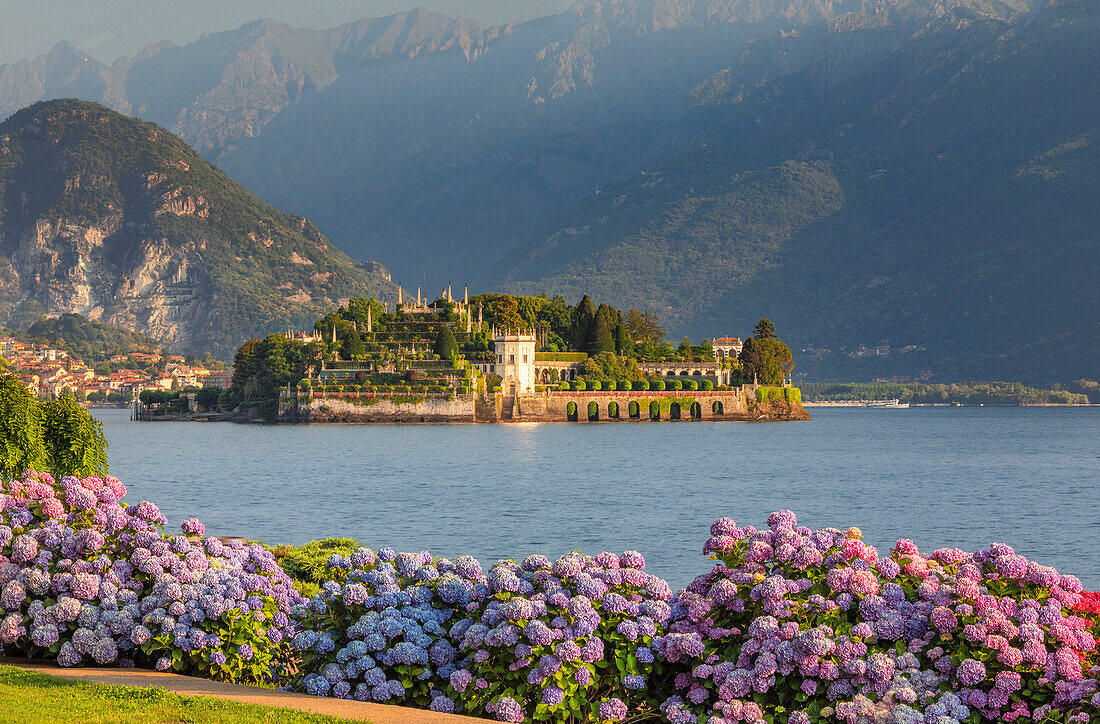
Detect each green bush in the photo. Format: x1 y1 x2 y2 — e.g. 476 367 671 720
587 401 599 420
702 380 715 391
559 381 570 391
617 380 631 391
685 380 698 391
588 380 602 391
669 379 683 391
785 387 802 404
651 379 666 391
573 381 587 391
755 386 784 402
649 400 661 419
633 380 649 391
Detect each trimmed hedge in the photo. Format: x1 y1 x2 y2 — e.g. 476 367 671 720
572 381 587 391
632 380 649 391
669 380 682 391
588 380 603 391
651 379 666 391
617 381 631 391
702 380 714 391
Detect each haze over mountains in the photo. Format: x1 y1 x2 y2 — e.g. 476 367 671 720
0 0 1096 380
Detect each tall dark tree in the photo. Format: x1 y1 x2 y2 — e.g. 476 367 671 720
753 318 777 340
434 326 458 360
571 296 596 351
587 304 617 354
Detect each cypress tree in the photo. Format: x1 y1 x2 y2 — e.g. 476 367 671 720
434 326 458 360
572 295 596 351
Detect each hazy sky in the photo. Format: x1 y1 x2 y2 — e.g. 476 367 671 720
0 0 576 66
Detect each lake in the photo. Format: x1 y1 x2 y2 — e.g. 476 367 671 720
94 407 1100 590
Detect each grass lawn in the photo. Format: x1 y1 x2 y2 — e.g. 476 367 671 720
0 664 365 724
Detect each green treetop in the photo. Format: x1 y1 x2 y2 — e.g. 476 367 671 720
434 326 458 361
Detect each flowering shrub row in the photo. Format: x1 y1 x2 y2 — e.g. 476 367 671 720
0 471 303 684
2 470 1098 724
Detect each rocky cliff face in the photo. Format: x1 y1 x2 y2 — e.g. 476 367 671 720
0 100 394 355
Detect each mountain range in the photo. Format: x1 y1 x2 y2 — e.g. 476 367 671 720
0 100 394 356
0 0 1095 380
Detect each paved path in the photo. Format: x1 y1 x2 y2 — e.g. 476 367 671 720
1 659 483 724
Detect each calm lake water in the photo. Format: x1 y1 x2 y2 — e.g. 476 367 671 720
93 407 1100 590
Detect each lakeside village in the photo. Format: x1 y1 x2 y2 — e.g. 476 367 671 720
0 337 231 403
139 287 808 423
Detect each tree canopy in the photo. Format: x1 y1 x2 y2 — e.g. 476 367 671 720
0 376 108 480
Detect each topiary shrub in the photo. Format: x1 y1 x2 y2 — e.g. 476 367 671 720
684 380 698 391
632 380 648 391
669 380 682 391
651 379 666 392
587 400 599 420
559 381 570 391
701 380 714 391
588 380 602 391
573 381 587 392
784 387 802 404
618 381 631 391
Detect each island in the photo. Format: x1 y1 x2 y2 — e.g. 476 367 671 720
138 290 810 423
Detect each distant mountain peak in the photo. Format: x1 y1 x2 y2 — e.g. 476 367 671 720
0 99 394 355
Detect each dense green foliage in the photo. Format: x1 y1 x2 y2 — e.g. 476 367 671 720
22 313 162 361
227 335 323 417
433 326 458 361
0 376 108 479
801 381 1090 405
739 323 795 385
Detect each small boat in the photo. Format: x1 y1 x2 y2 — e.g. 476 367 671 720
864 399 909 408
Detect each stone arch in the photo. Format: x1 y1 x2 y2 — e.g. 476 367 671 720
692 370 703 376
712 400 724 415
569 369 576 380
608 401 619 419
691 402 702 419
679 370 689 376
666 370 676 377
670 402 682 420
629 401 640 419
567 401 578 421
587 401 599 421
649 400 660 420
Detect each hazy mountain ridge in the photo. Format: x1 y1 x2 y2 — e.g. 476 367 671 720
504 0 1097 380
0 100 395 356
0 0 1094 380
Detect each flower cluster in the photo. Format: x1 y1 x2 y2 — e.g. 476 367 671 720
653 511 1100 724
0 470 303 684
289 547 488 712
445 550 674 722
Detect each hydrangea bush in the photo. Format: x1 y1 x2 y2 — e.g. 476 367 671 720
653 511 1100 724
0 470 303 684
288 546 489 710
445 550 674 722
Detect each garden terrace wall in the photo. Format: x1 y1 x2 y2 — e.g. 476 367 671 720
290 394 477 422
